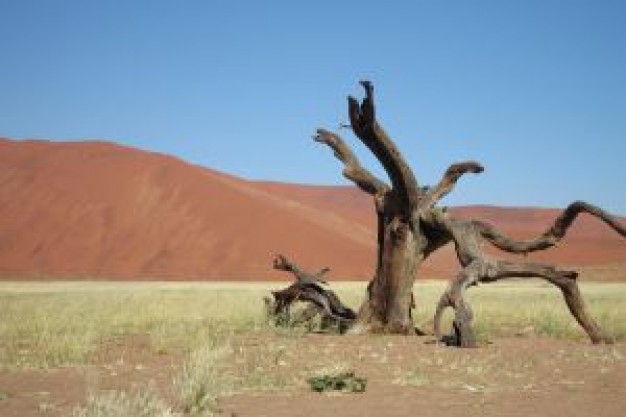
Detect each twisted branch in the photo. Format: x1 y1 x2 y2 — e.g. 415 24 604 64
313 129 389 196
473 201 626 254
269 255 356 330
431 204 622 346
273 254 329 285
434 257 614 346
421 161 484 209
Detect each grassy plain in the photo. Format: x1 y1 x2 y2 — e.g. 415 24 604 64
1 280 625 369
0 280 625 416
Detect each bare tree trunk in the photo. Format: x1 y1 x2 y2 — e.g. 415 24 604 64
352 223 424 334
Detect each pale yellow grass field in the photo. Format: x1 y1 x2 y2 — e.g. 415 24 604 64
0 280 624 370
0 280 625 416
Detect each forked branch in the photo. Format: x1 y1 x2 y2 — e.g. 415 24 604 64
348 80 421 212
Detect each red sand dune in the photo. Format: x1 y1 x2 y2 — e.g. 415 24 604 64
1 138 625 281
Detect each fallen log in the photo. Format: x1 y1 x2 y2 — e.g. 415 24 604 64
265 254 356 333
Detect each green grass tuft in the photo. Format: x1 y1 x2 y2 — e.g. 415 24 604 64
307 371 367 393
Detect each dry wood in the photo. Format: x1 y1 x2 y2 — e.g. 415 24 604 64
313 81 625 345
266 255 356 332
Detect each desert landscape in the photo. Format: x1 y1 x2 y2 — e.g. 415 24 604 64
1 137 625 417
2 1 625 415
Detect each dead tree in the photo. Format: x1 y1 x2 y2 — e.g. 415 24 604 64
314 80 625 345
266 254 356 332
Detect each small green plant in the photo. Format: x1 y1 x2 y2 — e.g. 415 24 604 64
307 371 367 393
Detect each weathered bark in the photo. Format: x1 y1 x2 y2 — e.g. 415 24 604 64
314 81 625 345
316 82 428 334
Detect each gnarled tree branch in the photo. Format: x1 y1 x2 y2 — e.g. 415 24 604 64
313 129 389 196
348 80 421 212
431 204 621 347
420 161 484 209
273 254 329 286
434 257 614 347
473 200 626 254
268 255 356 331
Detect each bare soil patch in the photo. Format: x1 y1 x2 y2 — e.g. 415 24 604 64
0 334 180 417
222 335 625 417
1 333 624 417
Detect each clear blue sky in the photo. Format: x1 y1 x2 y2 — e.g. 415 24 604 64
1 1 625 214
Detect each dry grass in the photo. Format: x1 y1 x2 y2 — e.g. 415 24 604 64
1 280 623 417
72 384 179 417
174 345 235 415
0 280 624 370
0 282 276 369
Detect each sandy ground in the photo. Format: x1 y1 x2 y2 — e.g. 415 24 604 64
0 333 624 417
